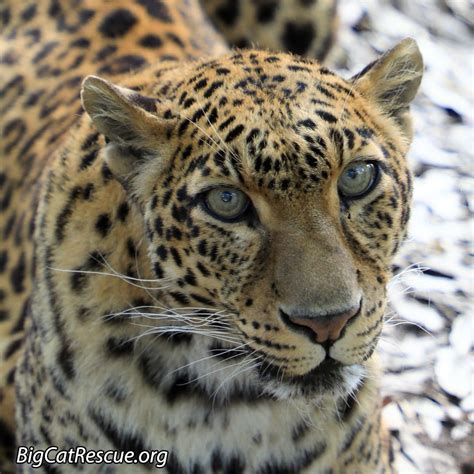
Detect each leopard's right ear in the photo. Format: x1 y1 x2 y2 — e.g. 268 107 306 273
81 76 176 181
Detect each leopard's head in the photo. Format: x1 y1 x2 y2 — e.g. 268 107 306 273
82 39 423 401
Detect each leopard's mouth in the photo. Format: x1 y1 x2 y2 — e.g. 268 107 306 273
256 358 365 400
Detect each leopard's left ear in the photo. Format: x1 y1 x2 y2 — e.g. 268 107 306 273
351 38 423 139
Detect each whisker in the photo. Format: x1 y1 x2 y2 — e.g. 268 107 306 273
50 267 173 291
181 351 260 387
127 325 242 346
165 342 251 378
194 96 241 164
174 110 226 157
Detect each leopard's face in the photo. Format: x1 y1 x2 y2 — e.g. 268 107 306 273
82 45 421 400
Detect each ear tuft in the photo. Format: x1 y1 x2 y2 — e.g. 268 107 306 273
352 38 423 137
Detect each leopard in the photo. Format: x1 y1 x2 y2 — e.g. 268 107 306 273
0 0 423 472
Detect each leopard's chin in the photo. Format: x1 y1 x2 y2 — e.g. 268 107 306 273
258 359 367 401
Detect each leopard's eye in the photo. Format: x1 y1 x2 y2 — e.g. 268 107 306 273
204 187 250 222
338 162 378 199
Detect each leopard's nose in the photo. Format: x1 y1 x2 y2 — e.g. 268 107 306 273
281 303 361 344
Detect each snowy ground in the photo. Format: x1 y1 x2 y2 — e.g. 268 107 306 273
326 1 473 472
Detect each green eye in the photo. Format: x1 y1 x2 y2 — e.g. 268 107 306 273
338 162 378 199
204 187 250 221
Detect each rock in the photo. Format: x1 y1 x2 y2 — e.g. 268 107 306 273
383 402 405 431
451 423 471 441
461 392 474 412
449 313 474 355
389 294 445 333
435 347 473 398
444 404 463 421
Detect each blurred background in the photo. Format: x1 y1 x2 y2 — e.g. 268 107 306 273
323 1 473 472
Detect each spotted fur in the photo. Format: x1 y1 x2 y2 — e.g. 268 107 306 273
0 1 422 473
201 0 338 60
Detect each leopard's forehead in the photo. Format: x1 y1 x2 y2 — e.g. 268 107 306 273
151 51 395 197
163 50 359 112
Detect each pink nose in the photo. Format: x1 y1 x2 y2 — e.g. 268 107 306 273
285 305 360 344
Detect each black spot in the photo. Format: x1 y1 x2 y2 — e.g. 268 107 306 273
166 32 184 48
88 407 151 459
58 343 75 379
126 238 137 259
184 269 197 286
136 0 172 22
211 450 246 474
196 262 210 277
7 367 15 385
79 149 98 170
1 8 11 27
164 372 204 404
95 213 112 237
94 45 117 62
0 419 15 455
292 420 311 442
315 110 337 123
297 118 316 130
194 78 208 91
216 0 239 26
83 183 95 201
176 185 189 202
154 261 165 279
154 216 164 237
138 353 166 390
282 22 315 56
99 55 147 75
171 204 187 223
190 293 214 306
10 252 26 293
234 37 249 48
256 1 278 23
204 81 224 99
70 272 87 293
156 245 168 260
170 248 182 267
130 93 157 113
139 34 163 48
81 132 100 150
216 68 231 76
99 9 137 38
117 202 130 222
225 124 244 143
218 116 235 131
316 84 336 100
103 381 128 403
256 443 326 474
197 240 207 256
169 291 188 305
4 338 22 358
21 4 37 22
33 41 59 64
343 128 355 150
71 37 90 48
107 337 135 356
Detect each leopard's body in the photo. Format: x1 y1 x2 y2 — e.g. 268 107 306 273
0 1 422 472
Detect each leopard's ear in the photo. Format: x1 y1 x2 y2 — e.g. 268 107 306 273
351 38 423 139
81 76 175 181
